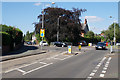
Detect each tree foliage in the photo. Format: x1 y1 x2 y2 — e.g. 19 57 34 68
101 23 120 42
35 7 87 43
24 31 33 42
85 31 94 39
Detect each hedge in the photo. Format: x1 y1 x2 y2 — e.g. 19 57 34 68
0 24 23 46
0 32 11 45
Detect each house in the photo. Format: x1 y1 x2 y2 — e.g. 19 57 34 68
81 19 89 37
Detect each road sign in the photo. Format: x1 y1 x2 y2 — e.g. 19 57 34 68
40 29 45 37
68 46 72 53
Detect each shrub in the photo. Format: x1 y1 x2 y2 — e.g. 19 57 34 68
1 32 11 45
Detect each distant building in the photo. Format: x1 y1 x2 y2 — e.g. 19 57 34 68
81 19 89 37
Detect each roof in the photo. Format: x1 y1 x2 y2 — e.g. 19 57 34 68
81 23 89 31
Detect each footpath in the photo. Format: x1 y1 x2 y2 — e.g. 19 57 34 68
1 45 47 62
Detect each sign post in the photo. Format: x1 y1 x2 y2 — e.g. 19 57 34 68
40 29 45 50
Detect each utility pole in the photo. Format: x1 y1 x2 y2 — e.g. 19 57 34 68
57 16 61 42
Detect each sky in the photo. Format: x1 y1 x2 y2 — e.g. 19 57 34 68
1 1 118 35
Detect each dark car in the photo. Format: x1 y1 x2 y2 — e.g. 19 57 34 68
54 42 67 47
27 42 32 45
95 42 106 50
78 40 87 46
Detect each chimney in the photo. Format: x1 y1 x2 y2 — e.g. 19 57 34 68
84 19 87 24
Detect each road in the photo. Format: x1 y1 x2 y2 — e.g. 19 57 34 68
1 46 118 80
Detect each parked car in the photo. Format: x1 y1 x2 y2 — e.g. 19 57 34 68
116 43 120 46
95 42 106 50
27 42 32 45
39 41 48 46
54 42 67 47
78 40 87 46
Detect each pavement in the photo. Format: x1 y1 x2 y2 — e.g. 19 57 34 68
1 45 47 62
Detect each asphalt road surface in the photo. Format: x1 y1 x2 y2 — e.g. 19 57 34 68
2 46 118 80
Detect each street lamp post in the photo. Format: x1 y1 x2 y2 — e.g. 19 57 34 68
109 16 116 52
57 16 61 42
41 4 45 50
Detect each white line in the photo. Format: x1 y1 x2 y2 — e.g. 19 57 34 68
89 73 95 76
95 66 99 69
16 68 26 73
53 57 63 60
23 63 53 75
5 61 38 73
62 55 73 60
106 61 110 64
39 62 47 64
97 64 101 67
102 70 106 73
86 77 92 80
92 70 97 73
103 67 107 70
99 74 104 77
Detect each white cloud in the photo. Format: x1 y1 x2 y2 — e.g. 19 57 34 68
45 4 51 7
84 16 104 23
34 2 41 6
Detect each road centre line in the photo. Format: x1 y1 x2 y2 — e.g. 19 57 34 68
102 70 106 73
86 56 107 80
89 73 95 76
99 74 104 77
23 63 53 75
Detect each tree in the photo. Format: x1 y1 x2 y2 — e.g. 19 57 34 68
85 31 94 39
24 31 32 41
101 23 120 42
35 7 86 43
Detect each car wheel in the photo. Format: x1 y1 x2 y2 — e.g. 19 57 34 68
96 48 98 50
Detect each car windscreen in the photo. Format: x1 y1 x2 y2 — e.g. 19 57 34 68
97 43 105 46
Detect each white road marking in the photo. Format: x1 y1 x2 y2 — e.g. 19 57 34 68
97 64 101 67
23 63 53 75
102 70 106 73
106 62 110 64
53 57 63 60
108 57 112 61
99 74 104 77
16 68 26 73
103 67 107 70
89 73 95 76
95 66 99 69
5 61 38 73
92 70 97 73
39 62 47 64
86 76 92 80
86 56 107 79
62 55 73 60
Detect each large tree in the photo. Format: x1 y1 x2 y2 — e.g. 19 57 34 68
35 7 86 43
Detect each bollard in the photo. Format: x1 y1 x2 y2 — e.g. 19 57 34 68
68 45 72 54
110 45 113 53
78 45 81 51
